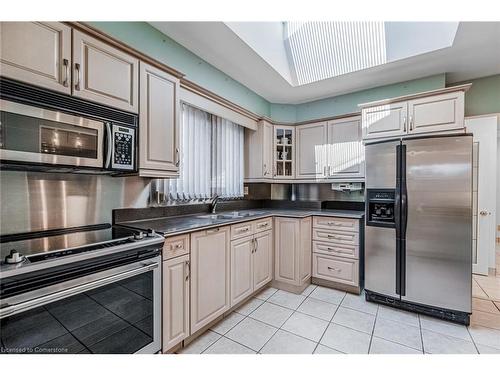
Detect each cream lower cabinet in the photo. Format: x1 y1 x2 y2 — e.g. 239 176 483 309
139 62 180 177
230 225 273 307
0 22 72 94
162 254 190 352
190 227 230 334
274 217 311 288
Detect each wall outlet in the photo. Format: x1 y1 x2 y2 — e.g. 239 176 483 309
244 186 249 195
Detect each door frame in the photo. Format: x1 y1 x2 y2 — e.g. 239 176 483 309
466 114 499 275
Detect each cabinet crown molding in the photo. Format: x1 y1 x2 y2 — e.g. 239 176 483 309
357 83 472 109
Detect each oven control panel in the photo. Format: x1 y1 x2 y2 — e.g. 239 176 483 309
111 125 135 171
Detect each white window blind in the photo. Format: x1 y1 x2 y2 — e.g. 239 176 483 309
167 104 244 200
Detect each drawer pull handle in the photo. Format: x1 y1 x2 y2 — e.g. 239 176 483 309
207 228 220 234
327 266 341 273
174 244 183 249
326 247 338 252
258 223 268 228
238 228 249 232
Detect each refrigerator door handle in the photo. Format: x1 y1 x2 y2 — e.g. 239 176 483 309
400 144 408 296
395 144 402 295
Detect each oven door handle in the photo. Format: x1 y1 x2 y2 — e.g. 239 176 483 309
0 261 158 319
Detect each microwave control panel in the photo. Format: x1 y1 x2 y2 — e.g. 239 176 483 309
112 125 135 170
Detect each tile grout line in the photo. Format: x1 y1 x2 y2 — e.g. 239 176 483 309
311 290 347 354
366 301 380 354
255 290 312 353
418 313 425 354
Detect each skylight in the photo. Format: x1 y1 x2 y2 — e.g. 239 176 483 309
226 21 459 87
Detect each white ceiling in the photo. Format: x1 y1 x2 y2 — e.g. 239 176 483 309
150 22 500 104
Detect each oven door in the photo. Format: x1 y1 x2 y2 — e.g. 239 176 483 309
0 257 161 354
0 99 104 168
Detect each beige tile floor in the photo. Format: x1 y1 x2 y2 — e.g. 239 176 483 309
471 244 500 331
179 245 500 354
179 285 500 354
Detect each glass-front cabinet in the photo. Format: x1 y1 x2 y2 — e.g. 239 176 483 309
273 125 295 179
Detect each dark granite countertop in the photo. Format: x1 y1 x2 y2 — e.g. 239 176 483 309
118 208 364 237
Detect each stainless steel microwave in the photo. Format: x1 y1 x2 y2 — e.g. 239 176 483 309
0 99 136 172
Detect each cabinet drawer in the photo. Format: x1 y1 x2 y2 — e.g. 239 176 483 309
312 253 359 287
230 221 254 240
253 217 273 233
312 241 358 259
313 228 359 246
163 234 190 260
313 216 358 232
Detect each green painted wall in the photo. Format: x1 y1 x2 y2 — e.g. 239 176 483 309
451 75 500 117
294 74 446 122
89 22 272 117
90 22 499 123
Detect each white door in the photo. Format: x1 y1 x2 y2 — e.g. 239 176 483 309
362 102 407 140
466 115 498 275
327 116 364 178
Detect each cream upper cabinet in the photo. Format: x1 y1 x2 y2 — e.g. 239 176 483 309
190 227 230 334
362 102 407 140
0 22 71 94
407 91 465 134
139 62 180 177
230 236 254 306
244 120 273 181
274 217 311 287
162 254 190 352
72 30 139 113
361 86 468 141
295 122 328 179
273 125 295 179
326 116 364 179
253 230 273 290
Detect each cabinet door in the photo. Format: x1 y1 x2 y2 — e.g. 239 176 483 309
162 255 190 352
274 217 299 285
72 30 139 113
253 230 273 290
273 126 295 179
408 91 465 134
190 227 230 334
296 122 328 179
362 102 407 140
230 236 254 307
0 22 71 94
327 116 364 178
244 120 273 180
139 62 180 177
299 217 312 284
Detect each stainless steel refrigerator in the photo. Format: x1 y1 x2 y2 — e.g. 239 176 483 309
364 134 472 325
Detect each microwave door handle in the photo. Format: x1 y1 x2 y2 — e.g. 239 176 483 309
105 122 113 169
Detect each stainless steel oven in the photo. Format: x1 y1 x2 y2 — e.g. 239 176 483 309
0 99 135 172
0 242 162 354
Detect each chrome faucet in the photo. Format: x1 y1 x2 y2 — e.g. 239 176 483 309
210 194 221 214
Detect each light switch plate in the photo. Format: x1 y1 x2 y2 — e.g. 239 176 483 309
244 186 249 195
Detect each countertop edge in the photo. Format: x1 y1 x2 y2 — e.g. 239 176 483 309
118 209 365 238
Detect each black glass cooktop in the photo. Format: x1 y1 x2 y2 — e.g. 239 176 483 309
0 225 139 261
